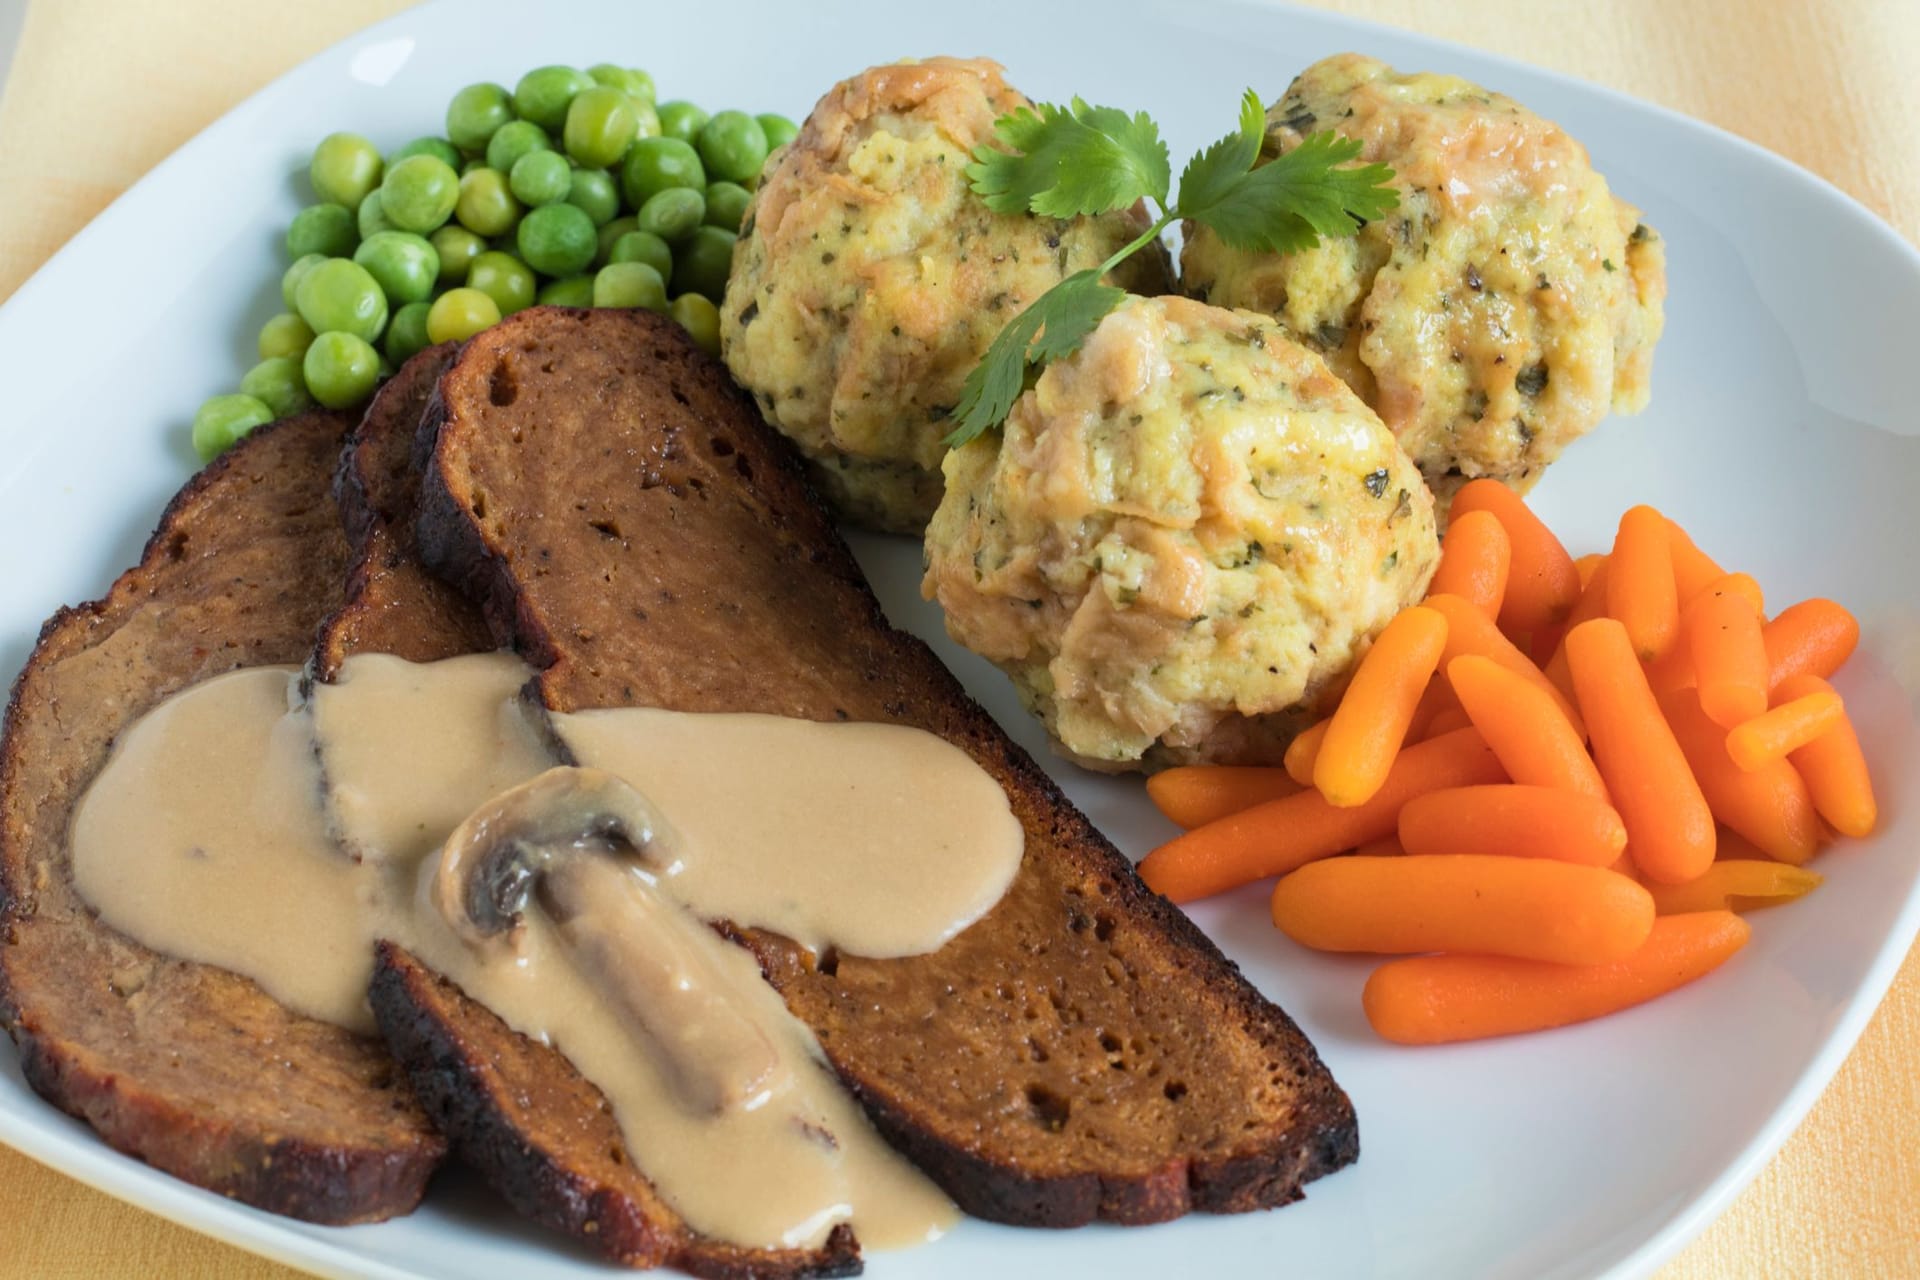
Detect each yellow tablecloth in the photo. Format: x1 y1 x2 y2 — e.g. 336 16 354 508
0 1 1914 1276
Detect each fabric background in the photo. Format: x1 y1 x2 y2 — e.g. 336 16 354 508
0 1 1914 1275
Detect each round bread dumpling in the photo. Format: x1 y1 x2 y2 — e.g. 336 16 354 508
923 295 1439 770
721 57 1166 534
1182 53 1667 509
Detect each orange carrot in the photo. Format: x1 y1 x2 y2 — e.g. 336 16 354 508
1448 653 1607 800
1451 478 1581 636
1607 505 1680 661
1565 618 1716 883
1353 835 1407 858
1659 687 1824 865
1666 517 1728 604
1423 706 1474 739
1397 785 1626 866
1645 861 1822 915
1283 719 1329 787
1428 509 1511 615
1543 558 1613 701
1686 579 1769 728
1362 911 1750 1044
1643 640 1698 695
1146 766 1302 830
1777 674 1878 837
1405 678 1461 742
1137 728 1506 903
1726 688 1845 772
1270 855 1653 964
1574 553 1606 590
1316 606 1450 807
1715 827 1775 860
1763 599 1860 692
1426 593 1585 737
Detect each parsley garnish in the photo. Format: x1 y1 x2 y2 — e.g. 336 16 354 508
948 89 1397 446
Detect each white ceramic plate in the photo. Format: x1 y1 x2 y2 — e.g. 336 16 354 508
1 2 1916 1277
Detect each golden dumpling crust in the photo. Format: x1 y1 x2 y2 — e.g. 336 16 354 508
721 57 1166 533
923 295 1439 771
1182 53 1667 509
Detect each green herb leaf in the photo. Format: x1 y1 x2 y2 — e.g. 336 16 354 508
1175 88 1266 214
947 270 1127 446
1188 130 1399 255
966 98 1170 219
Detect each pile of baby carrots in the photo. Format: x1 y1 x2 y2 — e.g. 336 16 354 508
1138 479 1876 1045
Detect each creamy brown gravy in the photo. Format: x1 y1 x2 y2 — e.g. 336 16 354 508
70 651 1026 1251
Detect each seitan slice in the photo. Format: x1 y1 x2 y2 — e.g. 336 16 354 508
0 411 446 1224
408 307 1359 1228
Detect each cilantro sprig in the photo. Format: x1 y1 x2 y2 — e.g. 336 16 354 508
947 90 1397 446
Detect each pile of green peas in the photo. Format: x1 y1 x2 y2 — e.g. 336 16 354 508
192 62 797 461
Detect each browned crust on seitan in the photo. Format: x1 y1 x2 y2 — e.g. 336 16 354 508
314 343 493 678
372 943 861 1277
0 412 446 1223
412 307 1358 1229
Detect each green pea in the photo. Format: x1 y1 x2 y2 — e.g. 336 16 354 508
656 101 709 143
293 257 388 343
455 167 522 237
670 292 722 356
565 168 620 227
607 229 673 281
593 262 667 311
286 204 357 259
379 155 460 234
636 186 706 244
516 203 597 277
358 193 397 239
258 312 316 361
621 137 704 210
466 251 537 315
537 274 597 307
695 111 768 184
509 150 572 208
446 82 514 154
703 181 752 232
431 225 486 284
353 231 440 306
594 215 637 267
426 287 502 343
281 253 327 310
239 356 314 418
673 225 736 302
303 332 381 409
513 65 593 131
485 119 551 174
385 300 434 365
587 64 652 104
562 86 638 170
192 394 275 462
756 113 800 153
461 156 487 176
389 136 463 172
309 132 382 210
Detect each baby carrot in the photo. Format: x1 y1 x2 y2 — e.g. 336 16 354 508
1362 911 1750 1045
1565 618 1716 884
1405 678 1461 743
1763 599 1859 692
1424 707 1474 739
1353 835 1407 858
1450 478 1581 637
1659 687 1823 865
1607 505 1680 661
1574 553 1606 590
1665 516 1728 604
1270 855 1654 964
1686 579 1769 728
1542 558 1612 701
1726 688 1845 772
1397 785 1626 866
1428 509 1511 615
1146 766 1301 830
1316 606 1450 807
1283 719 1329 787
1776 674 1877 837
1137 728 1506 903
1644 861 1822 915
1426 593 1585 737
1448 653 1607 800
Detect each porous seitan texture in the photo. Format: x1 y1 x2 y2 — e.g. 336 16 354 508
413 306 1358 1228
0 411 445 1224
